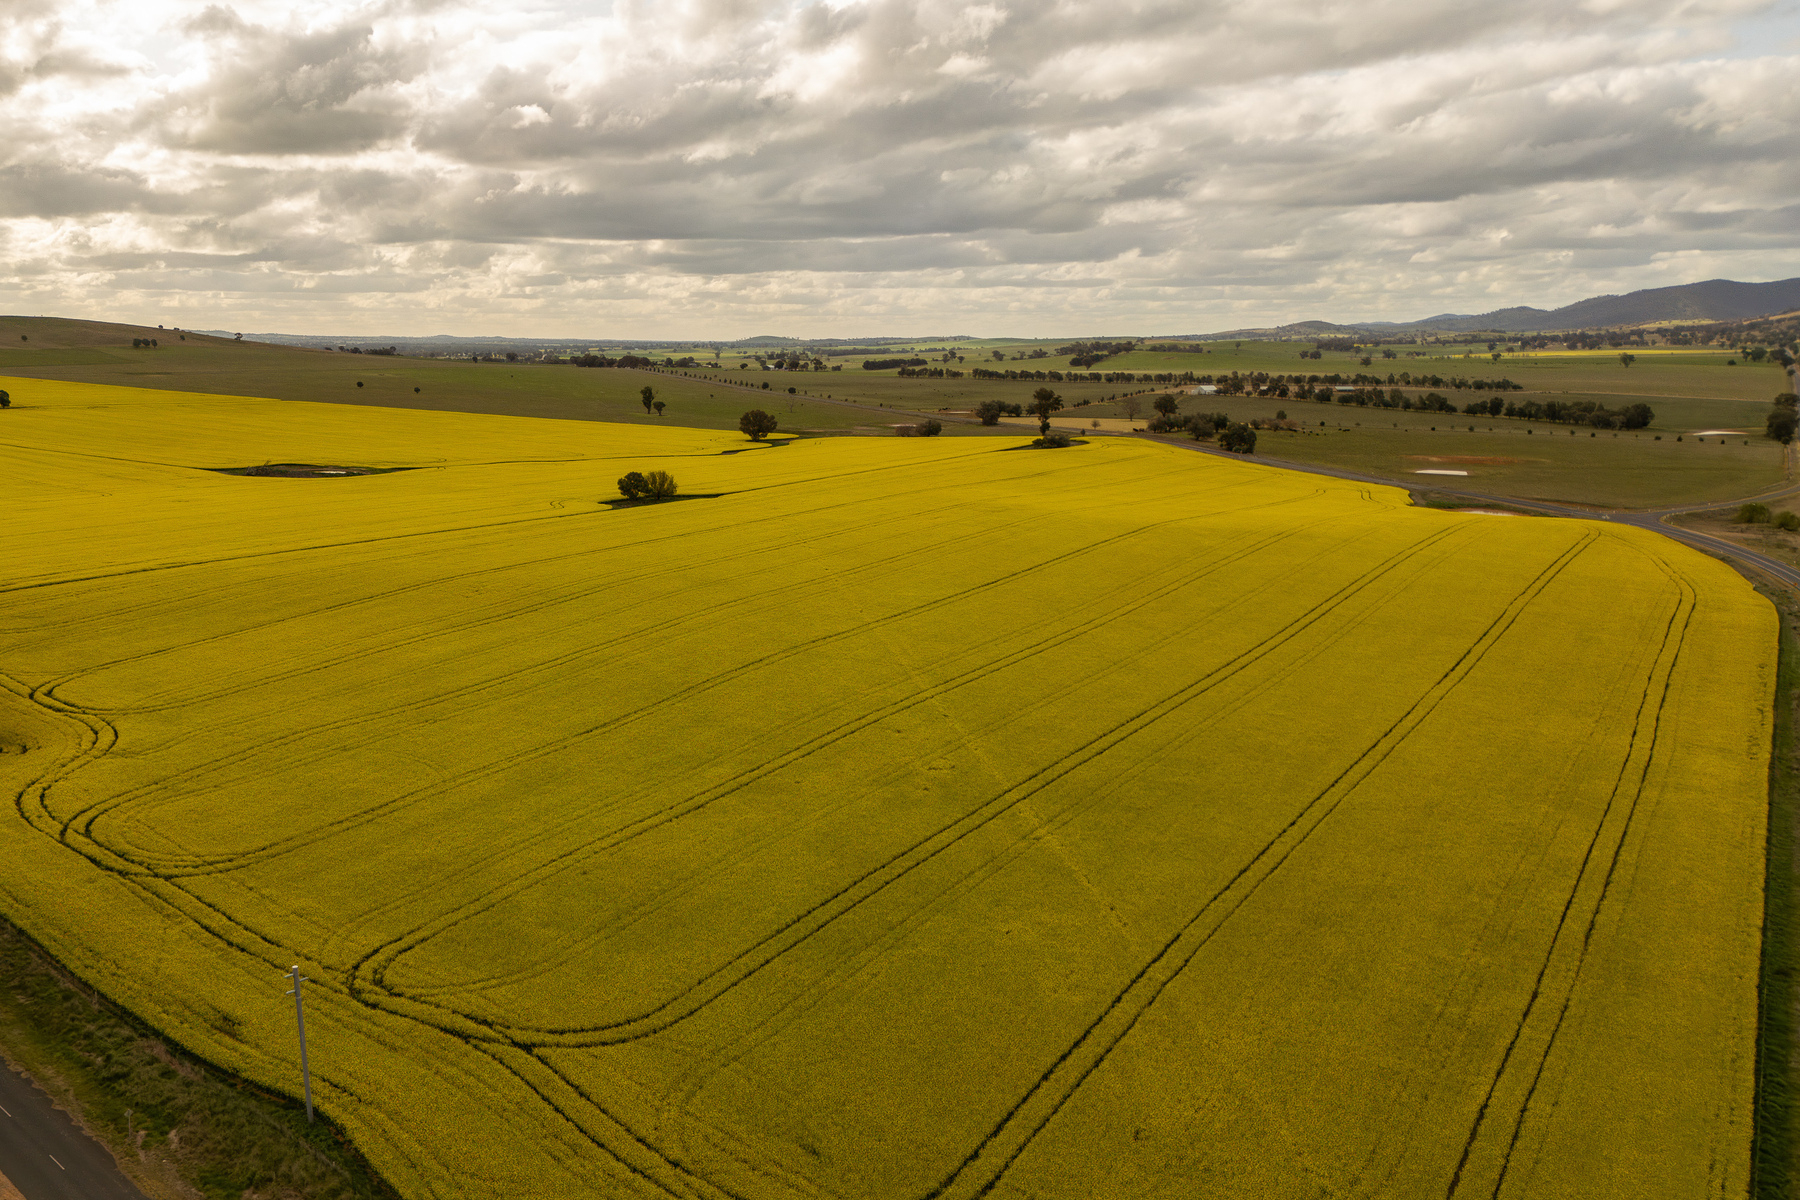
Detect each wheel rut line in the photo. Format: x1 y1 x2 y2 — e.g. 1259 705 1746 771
1442 556 1693 1200
350 523 1471 1045
92 514 1207 875
1482 556 1699 1200
347 525 1319 1000
60 504 1056 847
920 529 1599 1200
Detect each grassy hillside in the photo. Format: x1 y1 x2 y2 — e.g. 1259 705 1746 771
0 376 1772 1199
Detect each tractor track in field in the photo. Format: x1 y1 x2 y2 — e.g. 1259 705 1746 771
50 460 1298 879
923 530 1600 1200
1 428 1773 1200
28 450 1216 871
340 520 1473 1050
1445 547 1696 1200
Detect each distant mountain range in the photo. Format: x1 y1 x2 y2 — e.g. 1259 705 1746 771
204 277 1800 349
1187 277 1800 340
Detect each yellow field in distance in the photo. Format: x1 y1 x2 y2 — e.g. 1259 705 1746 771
0 376 1774 1198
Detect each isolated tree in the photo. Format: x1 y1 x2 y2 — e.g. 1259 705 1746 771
1768 408 1798 444
975 399 1007 426
1219 423 1257 454
1029 386 1063 435
1153 394 1180 420
1619 353 1636 368
652 399 665 416
617 471 649 498
740 409 779 440
641 386 655 414
1121 395 1144 420
0 390 10 408
642 470 678 499
920 419 943 436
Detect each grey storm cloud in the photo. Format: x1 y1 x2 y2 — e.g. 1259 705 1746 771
0 0 1795 335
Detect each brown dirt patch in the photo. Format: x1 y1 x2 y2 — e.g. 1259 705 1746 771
1405 455 1536 465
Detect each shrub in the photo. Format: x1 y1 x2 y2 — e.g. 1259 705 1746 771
617 471 649 499
1736 503 1771 524
0 390 9 409
1031 431 1073 448
740 409 779 440
641 470 678 499
920 419 942 436
1777 511 1800 532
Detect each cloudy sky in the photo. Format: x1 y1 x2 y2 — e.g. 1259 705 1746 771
2 0 1797 337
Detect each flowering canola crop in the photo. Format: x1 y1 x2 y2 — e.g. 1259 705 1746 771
0 377 1773 1198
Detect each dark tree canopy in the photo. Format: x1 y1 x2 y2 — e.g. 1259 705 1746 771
740 409 779 440
617 471 650 498
1767 408 1797 444
641 386 655 413
1219 423 1258 454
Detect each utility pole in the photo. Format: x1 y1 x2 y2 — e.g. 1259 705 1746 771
285 965 314 1122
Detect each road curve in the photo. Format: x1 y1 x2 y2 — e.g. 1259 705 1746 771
0 1057 146 1200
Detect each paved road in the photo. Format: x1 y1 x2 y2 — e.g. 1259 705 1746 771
0 1058 146 1200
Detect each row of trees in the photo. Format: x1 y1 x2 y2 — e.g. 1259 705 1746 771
1502 398 1653 428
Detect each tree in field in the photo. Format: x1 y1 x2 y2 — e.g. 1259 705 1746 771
642 470 678 498
1619 353 1636 368
1029 386 1063 435
920 419 942 436
0 390 10 408
740 409 779 440
1769 393 1799 443
975 399 1006 425
1219 423 1257 454
1121 395 1143 420
617 471 649 498
641 386 655 414
653 400 665 416
1153 394 1180 421
1736 503 1771 523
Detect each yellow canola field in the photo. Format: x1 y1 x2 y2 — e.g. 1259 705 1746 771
0 377 1775 1199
